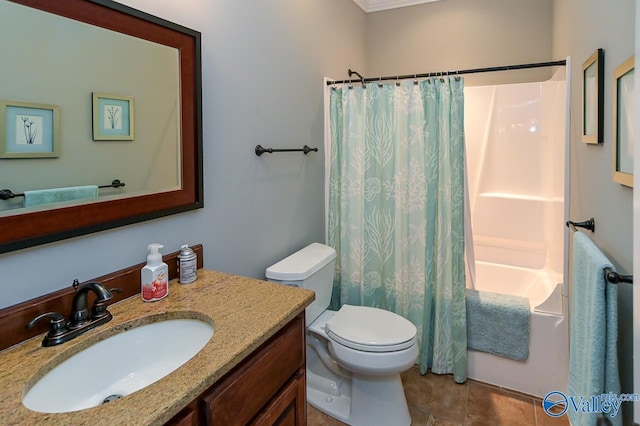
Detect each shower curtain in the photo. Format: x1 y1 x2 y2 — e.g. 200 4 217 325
327 77 467 382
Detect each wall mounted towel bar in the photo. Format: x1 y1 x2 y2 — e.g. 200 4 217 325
0 179 125 200
566 218 595 232
255 144 318 157
566 219 631 284
605 268 633 285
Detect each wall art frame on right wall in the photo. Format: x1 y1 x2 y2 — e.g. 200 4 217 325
582 48 604 144
612 55 634 187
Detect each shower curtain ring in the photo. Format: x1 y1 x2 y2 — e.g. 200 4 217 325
395 76 400 87
378 77 383 88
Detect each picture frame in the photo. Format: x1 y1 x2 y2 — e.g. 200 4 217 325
0 100 60 158
92 92 134 141
582 48 604 144
612 55 634 187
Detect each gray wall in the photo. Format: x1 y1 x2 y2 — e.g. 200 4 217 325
0 0 366 309
365 0 554 86
553 0 635 423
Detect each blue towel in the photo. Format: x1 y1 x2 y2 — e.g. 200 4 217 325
23 185 99 207
567 232 621 426
465 289 530 360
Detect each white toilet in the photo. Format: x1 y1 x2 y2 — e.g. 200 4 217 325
266 243 418 426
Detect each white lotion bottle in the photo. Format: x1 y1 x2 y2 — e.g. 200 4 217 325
141 243 169 302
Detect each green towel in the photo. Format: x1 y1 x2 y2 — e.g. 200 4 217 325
24 185 99 207
466 288 530 360
567 232 620 426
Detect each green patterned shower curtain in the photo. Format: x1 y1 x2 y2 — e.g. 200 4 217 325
327 77 467 382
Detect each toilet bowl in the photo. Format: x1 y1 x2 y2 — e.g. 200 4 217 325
266 243 418 426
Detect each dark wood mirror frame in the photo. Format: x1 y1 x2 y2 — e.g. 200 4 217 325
1 0 203 254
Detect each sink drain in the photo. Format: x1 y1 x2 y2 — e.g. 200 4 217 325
102 394 123 404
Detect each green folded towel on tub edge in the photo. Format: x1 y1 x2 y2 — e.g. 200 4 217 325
465 288 530 361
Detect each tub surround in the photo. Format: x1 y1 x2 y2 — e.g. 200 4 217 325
0 269 314 425
464 71 569 399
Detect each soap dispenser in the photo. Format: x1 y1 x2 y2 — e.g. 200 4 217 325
141 243 169 302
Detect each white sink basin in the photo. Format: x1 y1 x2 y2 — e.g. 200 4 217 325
23 317 214 413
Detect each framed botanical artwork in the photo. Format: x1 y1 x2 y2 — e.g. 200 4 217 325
582 48 604 144
92 92 134 141
0 100 60 158
612 55 634 187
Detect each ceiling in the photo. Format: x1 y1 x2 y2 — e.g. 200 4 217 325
351 0 444 13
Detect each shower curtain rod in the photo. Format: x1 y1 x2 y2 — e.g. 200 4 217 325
326 59 567 86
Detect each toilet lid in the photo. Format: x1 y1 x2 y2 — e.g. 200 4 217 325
325 305 417 353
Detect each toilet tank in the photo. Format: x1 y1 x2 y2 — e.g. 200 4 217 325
265 243 336 325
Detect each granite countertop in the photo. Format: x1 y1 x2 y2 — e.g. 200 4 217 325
0 269 314 425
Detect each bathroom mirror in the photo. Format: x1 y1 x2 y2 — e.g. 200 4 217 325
0 0 203 253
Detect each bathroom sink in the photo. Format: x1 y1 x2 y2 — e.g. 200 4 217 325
22 317 214 413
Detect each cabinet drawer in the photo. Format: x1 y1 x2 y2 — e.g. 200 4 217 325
250 369 306 426
202 315 305 425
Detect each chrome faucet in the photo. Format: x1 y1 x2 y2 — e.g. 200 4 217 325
27 281 121 347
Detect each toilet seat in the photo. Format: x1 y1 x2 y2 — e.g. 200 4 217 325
325 305 417 353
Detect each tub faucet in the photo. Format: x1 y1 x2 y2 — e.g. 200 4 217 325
27 281 121 347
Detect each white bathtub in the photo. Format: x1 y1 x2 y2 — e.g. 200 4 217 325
472 260 563 314
464 71 569 398
467 261 568 398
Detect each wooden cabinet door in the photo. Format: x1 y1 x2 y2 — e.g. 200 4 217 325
165 405 197 426
200 315 305 425
250 370 306 426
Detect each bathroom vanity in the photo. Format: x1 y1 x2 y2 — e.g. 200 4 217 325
167 313 306 425
0 268 314 425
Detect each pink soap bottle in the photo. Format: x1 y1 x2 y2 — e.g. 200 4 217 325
141 243 169 302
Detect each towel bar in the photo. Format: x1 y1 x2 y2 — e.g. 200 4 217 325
0 180 125 200
566 218 595 232
566 220 632 285
604 268 633 285
255 144 318 156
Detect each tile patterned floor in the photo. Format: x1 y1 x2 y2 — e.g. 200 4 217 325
306 366 570 426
